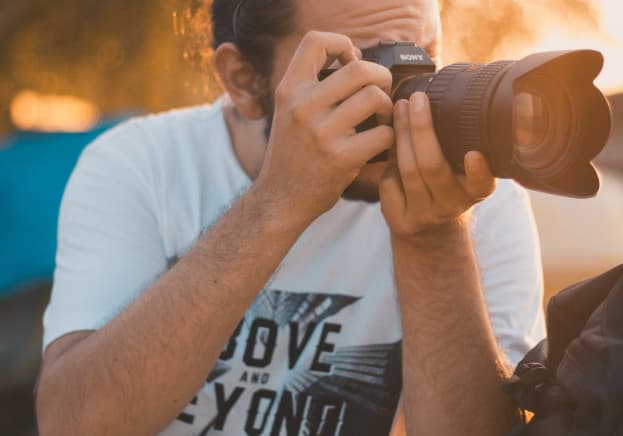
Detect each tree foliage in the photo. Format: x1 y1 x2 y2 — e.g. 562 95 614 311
0 0 213 136
0 0 603 136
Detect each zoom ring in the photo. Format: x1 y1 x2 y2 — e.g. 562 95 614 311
426 63 479 170
459 61 513 155
427 63 472 122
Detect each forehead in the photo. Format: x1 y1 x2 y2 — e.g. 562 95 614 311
295 0 440 53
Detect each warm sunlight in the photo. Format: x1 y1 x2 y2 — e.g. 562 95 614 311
500 0 623 94
10 90 100 132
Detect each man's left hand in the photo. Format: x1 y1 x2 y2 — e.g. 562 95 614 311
380 92 496 239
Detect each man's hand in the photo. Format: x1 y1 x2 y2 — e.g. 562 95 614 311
383 93 517 436
256 31 395 224
380 92 496 238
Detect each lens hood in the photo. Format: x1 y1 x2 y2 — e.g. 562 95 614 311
489 50 612 197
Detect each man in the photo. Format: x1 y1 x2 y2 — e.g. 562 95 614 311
36 0 545 434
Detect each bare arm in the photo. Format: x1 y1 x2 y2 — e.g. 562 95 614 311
393 223 515 435
36 31 394 436
37 184 310 436
379 95 516 435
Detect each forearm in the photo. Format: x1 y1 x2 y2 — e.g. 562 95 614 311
394 219 516 436
37 182 310 436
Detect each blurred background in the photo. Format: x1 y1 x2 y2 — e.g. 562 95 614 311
0 0 622 434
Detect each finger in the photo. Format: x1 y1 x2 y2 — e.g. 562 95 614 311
340 125 395 168
387 141 397 164
379 166 407 227
280 31 357 88
321 45 364 69
393 99 432 208
461 151 497 201
320 85 393 133
314 60 393 107
408 92 464 201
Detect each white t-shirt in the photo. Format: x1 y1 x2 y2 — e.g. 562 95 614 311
43 100 545 436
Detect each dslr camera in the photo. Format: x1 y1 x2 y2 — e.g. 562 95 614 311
322 41 612 198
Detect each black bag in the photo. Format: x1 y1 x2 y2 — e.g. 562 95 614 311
505 264 623 436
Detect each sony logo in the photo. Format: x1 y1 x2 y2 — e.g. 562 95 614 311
400 54 425 62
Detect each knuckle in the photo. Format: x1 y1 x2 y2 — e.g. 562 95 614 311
310 124 328 145
359 85 377 105
396 221 414 236
401 162 419 180
382 67 393 84
350 60 369 77
366 85 386 104
274 83 290 104
382 91 394 108
289 101 309 124
334 33 351 46
378 125 395 144
330 147 349 163
374 64 393 88
367 124 390 141
419 158 446 178
303 30 322 45
351 61 391 90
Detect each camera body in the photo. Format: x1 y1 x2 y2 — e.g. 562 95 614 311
360 41 437 87
320 41 437 96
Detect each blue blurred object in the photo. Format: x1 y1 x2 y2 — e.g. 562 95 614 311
0 119 123 297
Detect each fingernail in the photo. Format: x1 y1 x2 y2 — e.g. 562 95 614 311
467 151 488 174
410 92 427 111
395 99 408 120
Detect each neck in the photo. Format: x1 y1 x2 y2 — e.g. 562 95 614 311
222 95 268 180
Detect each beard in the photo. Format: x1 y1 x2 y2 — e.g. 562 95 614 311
261 92 383 204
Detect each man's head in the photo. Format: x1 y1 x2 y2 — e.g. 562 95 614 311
203 0 442 201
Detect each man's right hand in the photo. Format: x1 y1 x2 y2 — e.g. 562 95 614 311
256 31 395 223
36 31 395 436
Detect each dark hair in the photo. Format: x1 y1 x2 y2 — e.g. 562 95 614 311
184 0 297 78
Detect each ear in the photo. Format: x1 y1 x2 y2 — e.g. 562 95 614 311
213 43 268 120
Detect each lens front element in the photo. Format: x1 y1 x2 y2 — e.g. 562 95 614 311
513 91 553 170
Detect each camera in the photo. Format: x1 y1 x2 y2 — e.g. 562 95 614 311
321 41 612 198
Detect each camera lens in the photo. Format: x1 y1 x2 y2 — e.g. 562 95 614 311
352 43 611 197
512 91 553 170
401 51 609 197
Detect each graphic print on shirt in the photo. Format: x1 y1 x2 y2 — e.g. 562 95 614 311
165 288 402 436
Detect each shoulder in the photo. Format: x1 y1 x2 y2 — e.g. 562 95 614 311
127 103 221 142
83 103 221 163
71 102 227 202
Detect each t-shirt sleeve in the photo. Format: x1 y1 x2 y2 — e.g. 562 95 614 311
472 180 546 369
42 124 167 352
